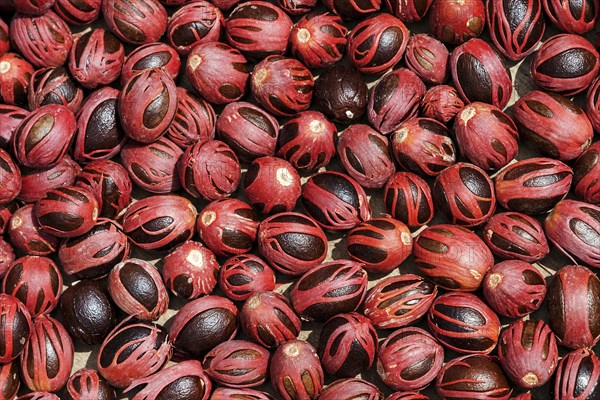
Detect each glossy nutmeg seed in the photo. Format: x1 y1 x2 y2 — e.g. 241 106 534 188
0 360 21 400
364 274 438 330
547 265 600 349
219 254 276 301
0 294 32 363
28 66 83 113
383 172 434 229
483 261 546 318
167 1 224 55
377 327 444 392
290 12 348 69
554 348 600 400
543 0 599 34
203 340 269 388
102 0 167 45
321 0 381 18
573 140 600 204
64 368 116 400
290 260 368 322
53 0 102 25
313 65 367 124
270 340 324 400
498 319 558 389
121 42 181 85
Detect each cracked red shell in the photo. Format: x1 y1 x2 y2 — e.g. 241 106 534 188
270 340 324 400
203 340 269 388
102 0 167 45
383 172 434 228
219 254 276 301
290 12 348 69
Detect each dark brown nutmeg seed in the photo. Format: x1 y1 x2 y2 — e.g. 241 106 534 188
313 65 368 124
64 368 116 400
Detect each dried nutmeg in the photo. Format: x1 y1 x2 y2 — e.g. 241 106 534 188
321 0 381 18
240 291 300 348
203 340 269 388
483 212 550 262
450 38 513 109
12 104 77 168
60 280 116 345
244 156 301 214
429 0 485 44
346 218 412 274
377 327 444 391
108 258 169 321
290 260 368 321
554 348 600 400
2 255 63 317
75 160 132 219
122 195 196 252
167 1 224 55
368 68 426 135
543 0 599 34
178 140 241 201
494 157 573 215
119 68 177 144
217 101 279 161
531 34 600 95
0 148 20 205
428 292 501 354
170 295 238 357
338 125 395 189
277 111 337 173
9 11 73 68
73 87 128 164
270 340 324 400
167 87 216 149
252 56 313 117
318 313 378 378
0 104 28 147
483 260 547 318
547 265 600 349
544 200 600 268
8 204 59 256
64 368 116 400
433 162 496 227
302 171 372 231
313 65 367 124
68 29 124 89
20 315 73 393
53 0 102 25
0 293 32 363
383 172 434 229
35 185 99 238
0 360 20 400
420 85 465 123
454 102 519 170
498 319 558 389
102 0 167 44
121 42 181 84
97 319 171 388
186 42 249 105
219 254 276 302
289 12 348 69
436 355 512 399
513 90 593 161
161 241 220 300
486 0 545 61
364 274 438 329
0 53 34 106
225 1 293 59
573 140 600 204
346 14 409 75
257 212 328 275
391 117 456 177
121 137 183 194
28 66 83 113
124 360 211 400
404 34 449 84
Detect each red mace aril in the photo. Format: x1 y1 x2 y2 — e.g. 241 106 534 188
8 204 59 257
270 340 324 400
377 327 444 392
20 315 73 393
108 258 169 321
12 0 55 15
167 1 224 55
494 157 573 215
346 218 412 274
383 172 434 229
0 360 20 400
0 18 7 56
0 238 14 277
319 379 383 400
240 291 301 349
429 0 486 44
428 292 501 354
120 42 181 84
0 293 32 363
483 212 550 262
102 0 167 45
290 260 368 322
498 319 558 389
483 260 547 318
513 90 593 161
545 200 600 268
454 102 519 170
0 53 34 106
547 265 600 349
586 76 600 132
16 392 60 400
203 340 269 388
0 104 28 147
450 38 513 109
337 124 395 189
28 66 84 113
0 201 16 235
414 224 493 292
364 274 438 329
420 85 465 124
405 33 449 85
554 348 600 400
210 388 276 400
386 393 430 400
321 0 381 18
0 148 20 205
218 254 276 302
124 360 211 400
317 313 378 378
161 241 220 300
64 368 116 400
167 88 216 149
53 0 102 25
543 0 599 34
2 256 62 317
573 140 600 204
